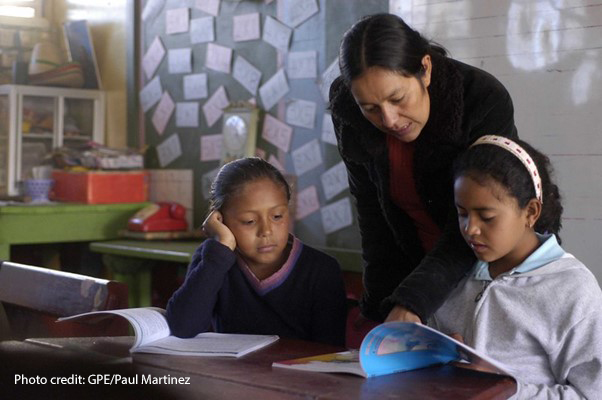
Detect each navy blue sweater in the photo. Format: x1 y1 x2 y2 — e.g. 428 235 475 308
166 238 347 346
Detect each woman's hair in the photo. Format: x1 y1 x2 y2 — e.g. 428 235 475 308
339 13 447 85
453 139 563 240
209 157 291 213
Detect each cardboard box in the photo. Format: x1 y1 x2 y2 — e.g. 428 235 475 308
51 170 148 204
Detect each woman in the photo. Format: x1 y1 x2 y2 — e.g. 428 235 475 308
329 13 518 324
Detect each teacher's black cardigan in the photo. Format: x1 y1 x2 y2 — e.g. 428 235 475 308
329 53 518 322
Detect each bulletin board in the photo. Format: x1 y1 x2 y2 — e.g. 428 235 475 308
133 0 388 253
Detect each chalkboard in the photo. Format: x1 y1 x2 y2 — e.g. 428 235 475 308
133 0 388 261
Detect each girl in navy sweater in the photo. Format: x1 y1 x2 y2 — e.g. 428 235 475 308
166 157 347 346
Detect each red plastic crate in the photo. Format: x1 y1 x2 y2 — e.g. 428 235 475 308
51 170 148 204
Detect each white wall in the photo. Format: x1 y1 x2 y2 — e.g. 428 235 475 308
390 0 602 284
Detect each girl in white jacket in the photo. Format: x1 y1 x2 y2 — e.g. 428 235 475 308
430 135 602 399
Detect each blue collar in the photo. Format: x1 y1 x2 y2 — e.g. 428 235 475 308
474 233 565 281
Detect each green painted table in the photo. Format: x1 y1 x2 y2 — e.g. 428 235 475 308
0 203 149 261
89 239 202 308
89 239 362 308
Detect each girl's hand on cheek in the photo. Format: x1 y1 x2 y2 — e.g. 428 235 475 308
202 210 237 251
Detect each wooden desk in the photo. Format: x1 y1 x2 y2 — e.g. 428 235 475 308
1 336 516 399
0 203 149 260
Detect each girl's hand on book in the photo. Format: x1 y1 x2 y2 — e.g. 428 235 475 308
202 210 236 251
385 305 421 324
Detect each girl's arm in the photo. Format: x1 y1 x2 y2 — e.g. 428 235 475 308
165 239 236 337
514 315 602 400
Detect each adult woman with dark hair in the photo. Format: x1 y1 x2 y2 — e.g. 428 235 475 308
329 13 518 325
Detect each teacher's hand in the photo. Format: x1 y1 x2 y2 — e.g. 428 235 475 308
385 305 421 324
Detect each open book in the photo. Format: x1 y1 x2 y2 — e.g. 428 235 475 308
273 322 512 378
58 307 279 358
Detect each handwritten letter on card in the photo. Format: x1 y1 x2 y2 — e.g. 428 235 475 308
143 36 165 79
168 48 192 74
176 102 199 128
139 76 163 113
296 185 320 220
285 99 316 129
202 86 230 127
287 51 317 79
151 91 175 134
280 0 319 28
233 13 260 42
166 8 189 35
195 0 220 16
233 56 262 95
206 43 232 74
262 16 291 52
157 134 182 167
200 134 222 161
321 197 353 234
262 114 293 152
183 73 208 100
320 161 348 201
292 139 322 176
259 69 289 111
190 16 214 43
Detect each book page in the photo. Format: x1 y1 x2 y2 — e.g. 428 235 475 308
273 350 366 377
137 332 279 358
360 322 512 378
58 307 170 349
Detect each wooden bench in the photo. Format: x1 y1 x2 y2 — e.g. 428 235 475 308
0 261 128 339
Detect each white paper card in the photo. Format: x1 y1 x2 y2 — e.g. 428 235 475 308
139 76 163 113
202 86 230 127
166 8 189 35
262 16 291 52
279 0 319 28
292 139 322 176
190 17 214 44
157 134 182 167
255 148 266 159
320 161 348 201
200 134 222 161
285 99 316 129
176 102 198 127
143 36 166 79
151 91 175 134
267 154 285 172
262 114 293 152
206 43 232 74
296 185 320 220
321 197 353 234
195 0 220 16
202 167 220 199
168 48 192 74
321 112 337 145
142 0 164 21
320 57 340 101
259 69 289 111
233 56 262 95
183 73 208 100
287 51 317 79
233 13 260 42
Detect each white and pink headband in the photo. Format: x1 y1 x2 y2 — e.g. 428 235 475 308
470 135 543 203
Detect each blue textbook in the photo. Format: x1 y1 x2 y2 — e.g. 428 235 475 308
273 322 511 378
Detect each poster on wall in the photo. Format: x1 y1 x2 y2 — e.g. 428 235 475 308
63 20 102 89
